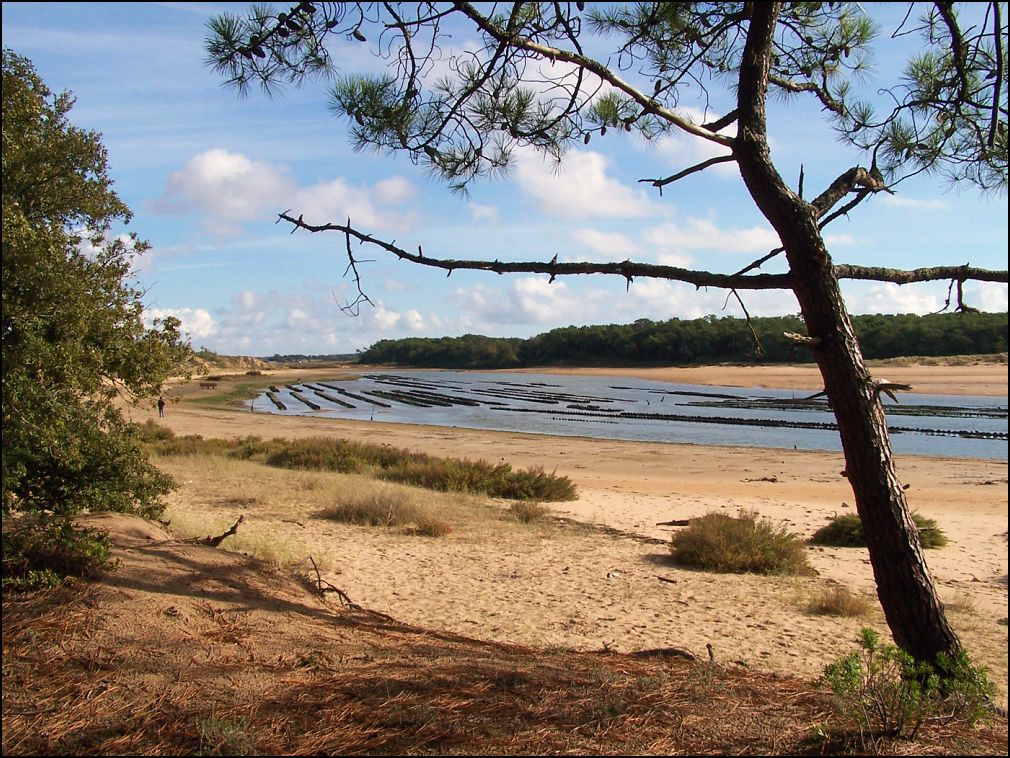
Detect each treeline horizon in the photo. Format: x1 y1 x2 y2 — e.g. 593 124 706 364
351 312 1008 369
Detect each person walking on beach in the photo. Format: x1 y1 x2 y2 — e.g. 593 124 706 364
158 395 166 418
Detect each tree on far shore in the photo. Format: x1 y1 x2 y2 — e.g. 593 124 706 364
205 2 1008 671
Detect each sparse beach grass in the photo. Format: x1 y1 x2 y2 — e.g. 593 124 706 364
144 426 576 502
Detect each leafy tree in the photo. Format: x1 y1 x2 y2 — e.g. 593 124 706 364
206 2 1008 669
2 50 188 530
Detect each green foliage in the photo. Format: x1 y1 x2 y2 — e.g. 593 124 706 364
2 50 188 522
669 509 814 576
2 517 116 592
147 434 577 502
822 627 995 743
812 512 948 549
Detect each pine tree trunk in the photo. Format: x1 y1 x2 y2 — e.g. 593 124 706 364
734 2 963 665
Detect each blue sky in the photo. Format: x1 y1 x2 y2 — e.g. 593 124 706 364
4 2 1007 357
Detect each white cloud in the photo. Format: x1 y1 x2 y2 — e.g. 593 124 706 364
879 195 949 210
154 149 293 234
374 176 417 204
469 203 499 224
570 229 643 260
155 149 417 235
842 282 944 314
513 149 660 220
642 217 780 265
452 276 589 326
145 306 217 340
967 281 1009 312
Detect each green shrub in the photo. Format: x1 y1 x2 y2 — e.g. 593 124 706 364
669 509 814 575
2 518 116 592
811 512 948 549
135 419 176 442
822 627 994 744
264 438 366 473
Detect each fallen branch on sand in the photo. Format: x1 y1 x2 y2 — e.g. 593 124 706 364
306 556 360 609
189 515 244 547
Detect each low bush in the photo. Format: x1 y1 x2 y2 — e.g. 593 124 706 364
821 627 994 745
811 512 948 549
2 518 116 592
669 509 814 576
134 419 175 442
264 437 366 474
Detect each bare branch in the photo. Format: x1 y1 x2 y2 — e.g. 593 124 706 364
640 155 737 193
834 263 1008 285
811 166 891 218
278 213 1008 315
724 289 764 356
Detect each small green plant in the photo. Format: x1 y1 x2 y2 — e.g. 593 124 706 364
668 509 814 575
195 714 255 756
811 512 948 549
807 585 872 617
2 518 117 592
821 627 995 744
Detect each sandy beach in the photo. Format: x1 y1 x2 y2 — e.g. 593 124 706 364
148 361 1008 707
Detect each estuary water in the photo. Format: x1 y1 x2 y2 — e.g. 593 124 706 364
248 370 1008 461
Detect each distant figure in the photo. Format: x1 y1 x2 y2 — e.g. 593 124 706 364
158 395 166 418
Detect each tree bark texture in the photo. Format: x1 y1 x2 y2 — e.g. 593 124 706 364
733 3 962 664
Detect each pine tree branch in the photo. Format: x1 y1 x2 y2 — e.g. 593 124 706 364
454 1 735 147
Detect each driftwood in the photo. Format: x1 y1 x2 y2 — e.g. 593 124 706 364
656 576 679 585
192 516 243 547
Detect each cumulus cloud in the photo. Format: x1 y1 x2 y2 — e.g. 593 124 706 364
145 307 217 340
452 276 591 326
642 217 780 265
153 149 293 235
513 149 660 220
154 149 418 235
570 229 643 259
842 282 944 314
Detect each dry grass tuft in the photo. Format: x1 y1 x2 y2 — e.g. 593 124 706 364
507 500 550 523
807 585 873 618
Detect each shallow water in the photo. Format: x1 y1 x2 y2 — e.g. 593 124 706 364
248 370 1008 460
